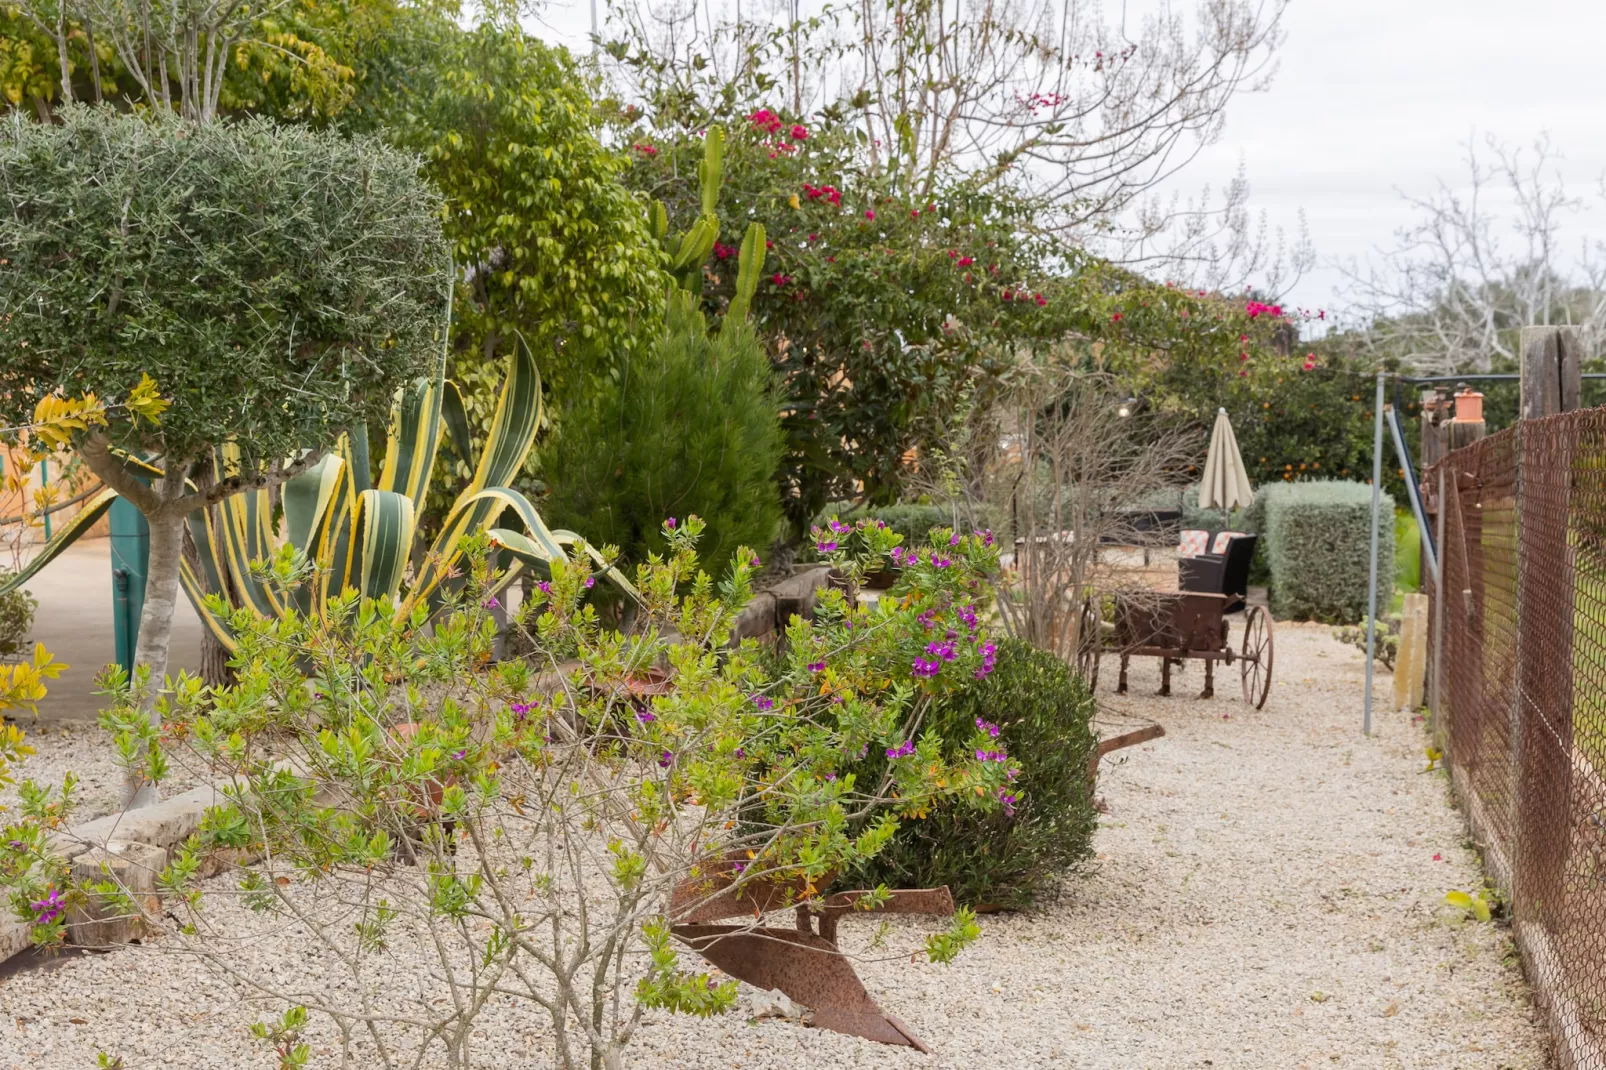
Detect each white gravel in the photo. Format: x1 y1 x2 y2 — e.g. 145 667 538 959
0 622 1552 1069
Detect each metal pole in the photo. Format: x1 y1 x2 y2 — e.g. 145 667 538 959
1363 372 1385 736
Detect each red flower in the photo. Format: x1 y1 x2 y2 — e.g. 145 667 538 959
791 124 809 140
1002 289 1014 301
958 256 974 267
910 209 920 218
948 249 958 259
1034 293 1047 307
771 272 791 286
632 143 658 157
713 242 737 261
864 209 876 220
1110 312 1122 323
807 232 819 242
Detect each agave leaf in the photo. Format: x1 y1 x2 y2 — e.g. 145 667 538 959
489 527 638 601
349 489 416 603
441 380 474 475
283 453 344 557
0 487 119 594
377 371 445 515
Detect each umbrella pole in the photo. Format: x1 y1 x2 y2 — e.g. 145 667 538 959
1363 372 1384 737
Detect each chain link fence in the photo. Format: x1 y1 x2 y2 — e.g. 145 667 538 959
1429 410 1606 1068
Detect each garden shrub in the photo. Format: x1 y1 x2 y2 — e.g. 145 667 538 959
848 637 1098 909
808 501 954 555
1262 480 1395 623
0 579 34 659
545 302 784 576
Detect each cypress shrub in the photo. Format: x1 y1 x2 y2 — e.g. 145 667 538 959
544 306 784 577
1263 480 1394 623
849 638 1098 909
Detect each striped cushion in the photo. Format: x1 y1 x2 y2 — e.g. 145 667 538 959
1179 530 1210 557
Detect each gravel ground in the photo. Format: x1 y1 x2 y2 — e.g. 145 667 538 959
0 622 1552 1069
0 720 210 822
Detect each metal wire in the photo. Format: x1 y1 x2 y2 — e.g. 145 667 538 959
1429 411 1606 1065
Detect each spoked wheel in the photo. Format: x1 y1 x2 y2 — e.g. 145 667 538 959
1239 604 1274 709
1077 594 1102 692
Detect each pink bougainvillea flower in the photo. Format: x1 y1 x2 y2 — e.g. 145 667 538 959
957 256 974 267
771 272 792 286
1002 289 1014 301
1034 293 1047 307
1110 312 1123 323
791 124 809 140
864 209 876 220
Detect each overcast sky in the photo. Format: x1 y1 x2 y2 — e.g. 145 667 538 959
526 0 1606 323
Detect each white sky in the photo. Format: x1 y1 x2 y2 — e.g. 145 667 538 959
525 0 1606 322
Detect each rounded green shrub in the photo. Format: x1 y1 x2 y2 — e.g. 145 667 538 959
849 637 1098 909
0 580 35 659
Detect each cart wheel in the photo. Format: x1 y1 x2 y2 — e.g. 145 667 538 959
1239 604 1274 709
1077 594 1102 692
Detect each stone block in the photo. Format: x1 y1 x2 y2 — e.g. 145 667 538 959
66 840 167 947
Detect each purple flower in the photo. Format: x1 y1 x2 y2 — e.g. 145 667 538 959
957 604 979 631
658 751 674 768
537 580 552 595
735 748 746 759
807 661 826 673
752 694 775 710
635 710 656 724
912 657 942 678
453 749 468 760
584 576 596 589
829 519 851 534
973 748 1007 762
824 772 837 782
997 790 1018 817
949 532 960 546
6 839 24 850
890 546 905 564
482 596 501 609
815 540 838 553
885 740 915 759
974 641 998 680
30 888 63 925
975 717 1001 739
665 517 677 529
932 555 952 569
977 530 995 547
731 860 747 874
925 641 957 662
750 554 762 568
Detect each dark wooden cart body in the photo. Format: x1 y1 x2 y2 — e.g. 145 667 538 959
1078 589 1273 708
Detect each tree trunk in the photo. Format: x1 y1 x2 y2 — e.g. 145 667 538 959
124 476 186 808
182 509 236 689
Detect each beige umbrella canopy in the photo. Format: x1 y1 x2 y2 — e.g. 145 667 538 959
1199 407 1254 523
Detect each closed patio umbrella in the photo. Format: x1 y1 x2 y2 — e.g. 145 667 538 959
1199 407 1254 527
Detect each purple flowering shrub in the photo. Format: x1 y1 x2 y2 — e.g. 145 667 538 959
0 522 1012 1069
845 636 1100 910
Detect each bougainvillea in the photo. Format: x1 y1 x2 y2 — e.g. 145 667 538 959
618 113 1302 526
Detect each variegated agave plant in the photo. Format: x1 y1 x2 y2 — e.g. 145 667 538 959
4 336 618 651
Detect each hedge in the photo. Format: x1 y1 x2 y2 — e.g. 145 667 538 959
1262 480 1394 623
808 501 956 553
846 638 1099 909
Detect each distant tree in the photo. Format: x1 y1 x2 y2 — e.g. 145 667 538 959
1339 135 1606 373
0 108 450 803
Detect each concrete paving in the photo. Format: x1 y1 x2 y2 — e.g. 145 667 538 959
12 539 203 722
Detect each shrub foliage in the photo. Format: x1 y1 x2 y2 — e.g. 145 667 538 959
1263 480 1395 623
850 638 1099 909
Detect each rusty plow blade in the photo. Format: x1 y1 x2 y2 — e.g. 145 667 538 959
670 882 955 1052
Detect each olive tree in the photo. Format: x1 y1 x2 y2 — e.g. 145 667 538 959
0 107 451 803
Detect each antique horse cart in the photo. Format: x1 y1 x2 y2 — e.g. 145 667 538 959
1076 589 1274 708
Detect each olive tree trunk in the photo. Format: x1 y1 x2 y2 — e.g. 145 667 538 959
123 473 188 806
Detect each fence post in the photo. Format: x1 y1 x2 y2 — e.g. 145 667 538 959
1513 325 1580 940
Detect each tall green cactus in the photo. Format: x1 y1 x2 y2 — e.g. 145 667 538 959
647 125 765 316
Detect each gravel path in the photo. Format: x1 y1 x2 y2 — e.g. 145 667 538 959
0 622 1551 1069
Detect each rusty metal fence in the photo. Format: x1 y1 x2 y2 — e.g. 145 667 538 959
1429 408 1606 1068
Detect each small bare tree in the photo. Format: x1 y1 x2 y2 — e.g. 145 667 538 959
921 356 1200 663
603 0 1286 240
1339 134 1606 373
